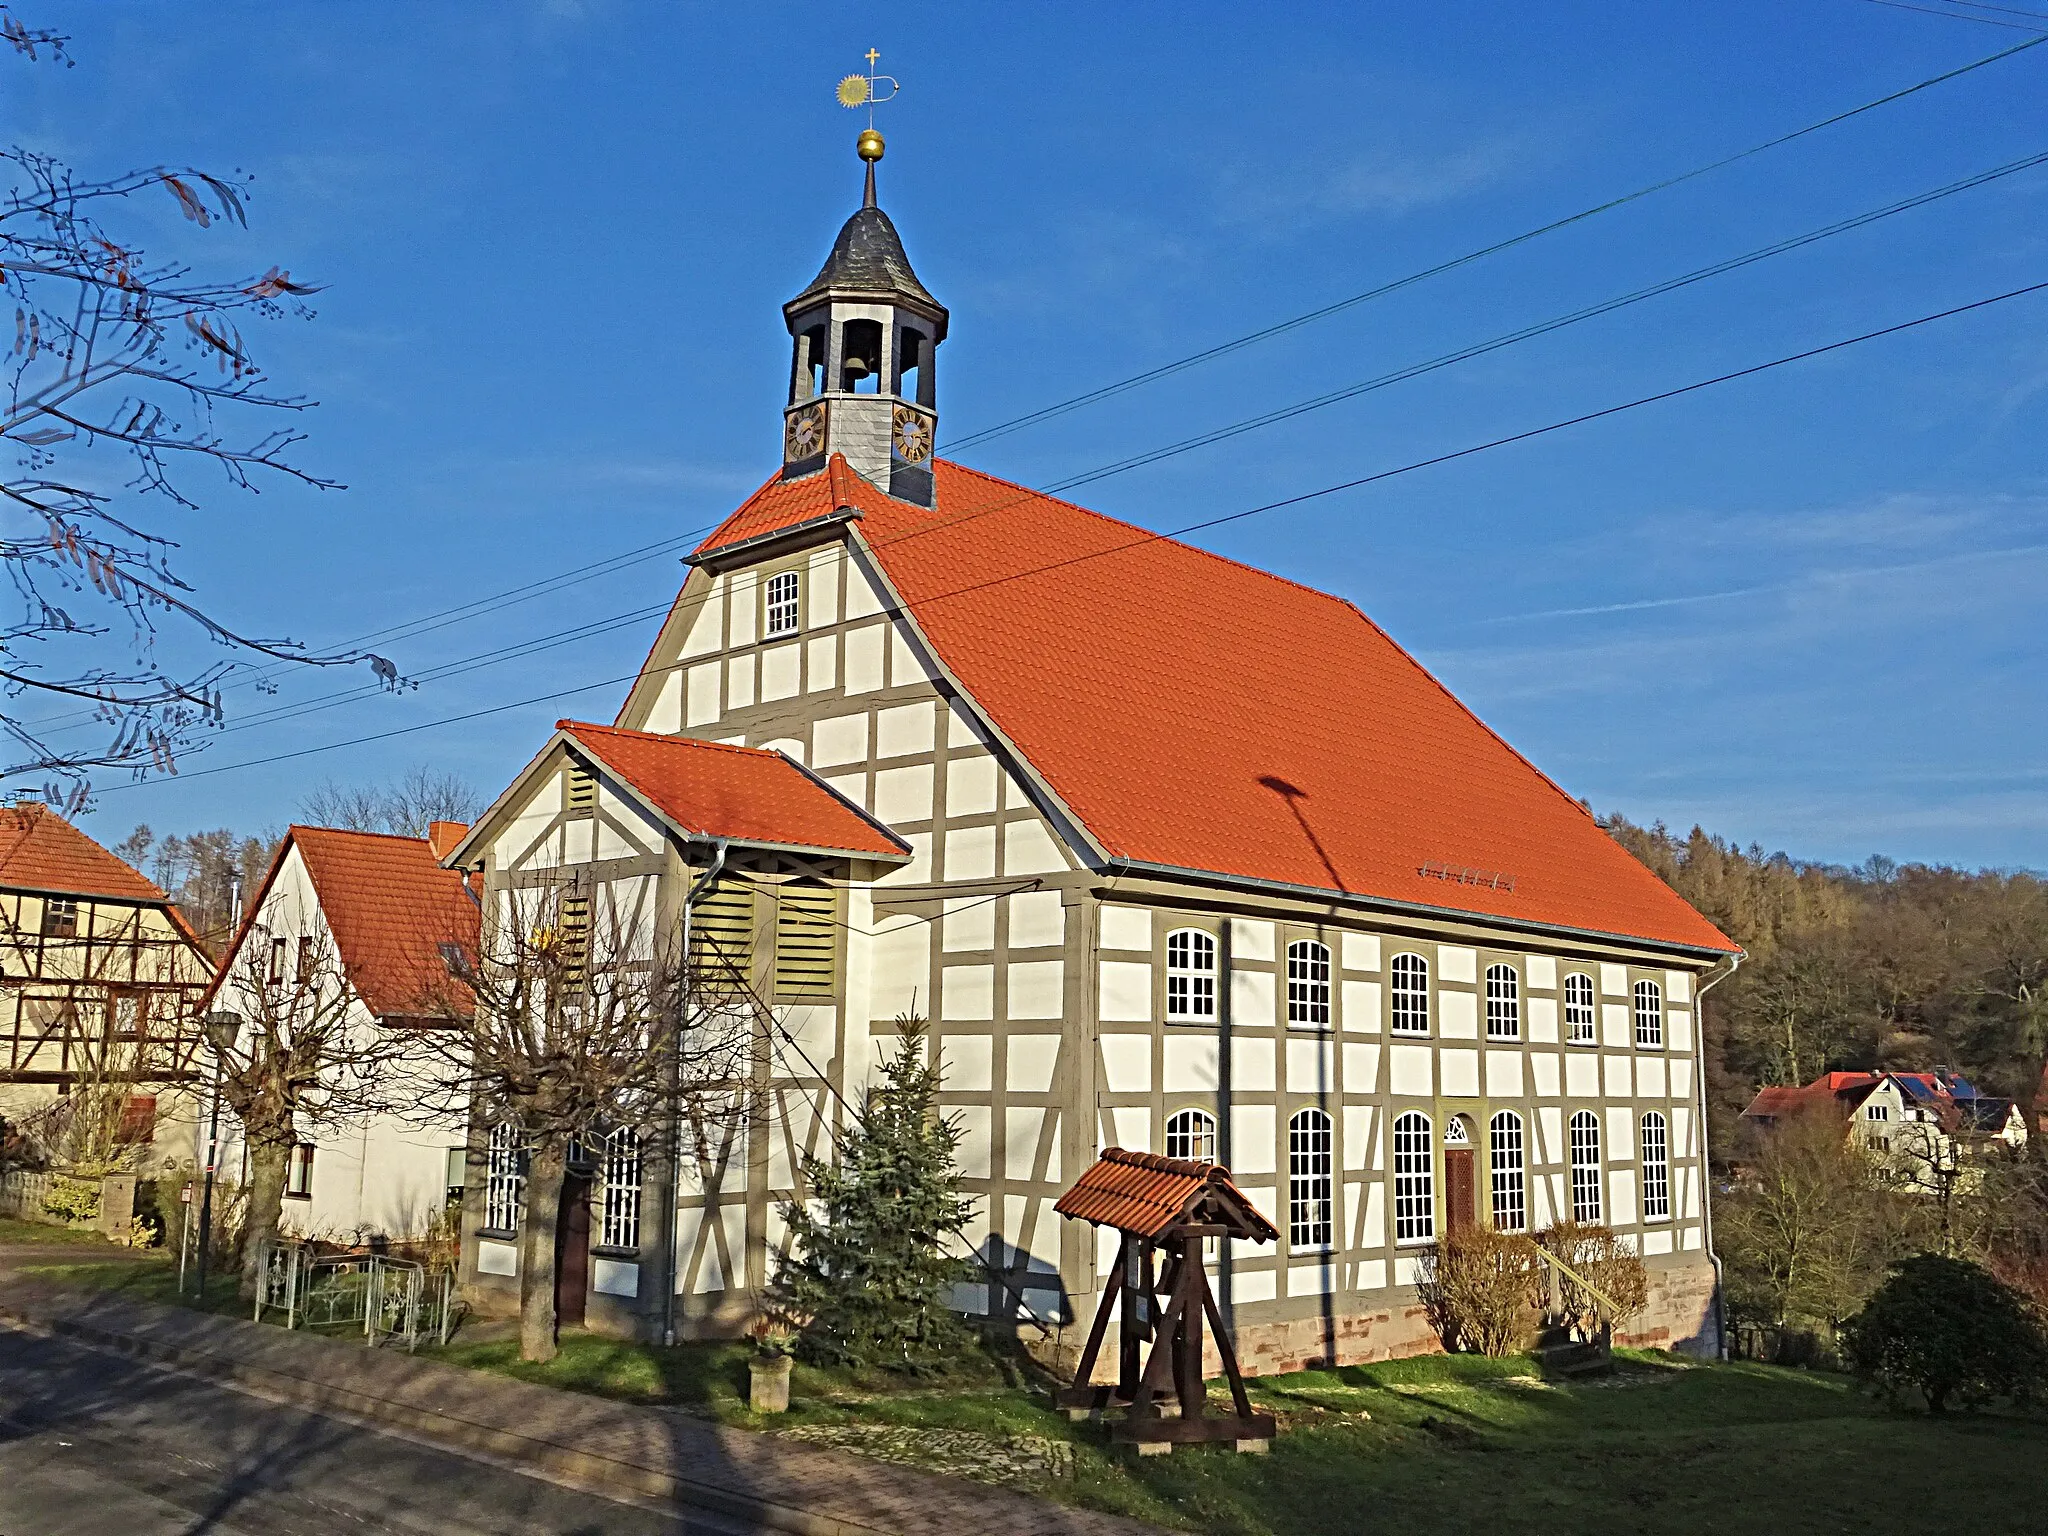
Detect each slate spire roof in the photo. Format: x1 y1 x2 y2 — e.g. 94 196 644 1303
675 456 1736 956
787 205 945 324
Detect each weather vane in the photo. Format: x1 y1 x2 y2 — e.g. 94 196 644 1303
836 48 900 128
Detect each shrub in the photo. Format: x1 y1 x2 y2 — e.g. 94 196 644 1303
1536 1220 1649 1334
1416 1226 1542 1355
40 1173 100 1225
1842 1253 2048 1414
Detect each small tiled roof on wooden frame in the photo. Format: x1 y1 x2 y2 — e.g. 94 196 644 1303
1055 1148 1279 1243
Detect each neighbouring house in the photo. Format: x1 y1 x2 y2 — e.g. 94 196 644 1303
1740 1068 2027 1192
200 823 479 1244
0 799 214 1174
445 135 1742 1372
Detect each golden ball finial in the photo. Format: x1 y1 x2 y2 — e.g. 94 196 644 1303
857 127 886 162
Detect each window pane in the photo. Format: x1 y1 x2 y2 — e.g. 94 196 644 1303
1489 1112 1526 1232
602 1127 642 1249
1394 1111 1434 1241
1165 929 1217 1020
1391 953 1430 1034
1485 964 1519 1040
1287 940 1331 1027
1570 1111 1602 1223
1165 1108 1216 1163
1564 973 1596 1044
1634 979 1664 1048
1289 1109 1333 1249
764 570 800 635
1641 1113 1671 1220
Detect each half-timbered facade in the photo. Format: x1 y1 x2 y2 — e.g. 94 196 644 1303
0 802 213 1165
452 140 1741 1366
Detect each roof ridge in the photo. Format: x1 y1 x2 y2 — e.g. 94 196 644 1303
290 823 436 848
559 720 785 757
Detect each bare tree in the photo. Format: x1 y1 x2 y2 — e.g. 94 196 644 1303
0 10 374 802
211 925 408 1295
414 879 755 1362
300 765 481 838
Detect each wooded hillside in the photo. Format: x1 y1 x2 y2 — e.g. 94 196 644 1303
1604 816 2048 1159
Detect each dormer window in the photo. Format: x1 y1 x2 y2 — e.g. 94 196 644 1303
764 571 800 637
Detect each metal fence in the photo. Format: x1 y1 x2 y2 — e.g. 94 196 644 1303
252 1239 459 1351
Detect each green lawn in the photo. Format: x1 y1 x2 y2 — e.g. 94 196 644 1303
0 1215 120 1247
19 1254 2047 1535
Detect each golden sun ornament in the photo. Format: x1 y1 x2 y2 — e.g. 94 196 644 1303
836 73 870 109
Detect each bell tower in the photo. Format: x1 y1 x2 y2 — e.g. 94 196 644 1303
781 124 947 507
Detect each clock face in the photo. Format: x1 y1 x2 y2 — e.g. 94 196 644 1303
892 405 934 465
785 403 826 462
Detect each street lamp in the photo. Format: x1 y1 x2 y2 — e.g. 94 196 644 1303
193 1009 240 1301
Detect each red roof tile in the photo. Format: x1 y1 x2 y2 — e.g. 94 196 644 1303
1055 1148 1279 1242
561 721 910 859
0 804 168 905
692 458 1735 954
288 827 479 1019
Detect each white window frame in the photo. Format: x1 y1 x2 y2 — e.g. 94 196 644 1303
1391 952 1430 1035
1641 1111 1671 1221
485 1122 525 1235
1489 1111 1526 1233
1393 1110 1435 1243
285 1142 315 1200
1564 971 1597 1045
1485 962 1520 1041
1164 928 1217 1023
1634 978 1664 1049
600 1126 642 1250
1569 1110 1602 1223
1288 1108 1334 1251
763 569 800 637
1286 939 1332 1029
1165 1107 1217 1163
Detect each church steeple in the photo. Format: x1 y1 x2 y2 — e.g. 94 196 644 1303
780 126 946 507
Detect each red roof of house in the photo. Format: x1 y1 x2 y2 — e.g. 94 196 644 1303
232 827 481 1020
687 457 1735 953
560 722 910 859
1055 1148 1279 1242
1741 1072 1881 1121
0 804 169 905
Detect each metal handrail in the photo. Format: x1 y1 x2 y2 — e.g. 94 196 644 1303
1532 1243 1625 1331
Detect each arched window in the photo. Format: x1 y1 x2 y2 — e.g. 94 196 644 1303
1391 953 1430 1035
1485 963 1520 1040
1634 978 1664 1048
1165 1107 1217 1164
1641 1112 1671 1220
763 570 800 637
1569 1110 1602 1223
1287 939 1332 1028
1288 1108 1334 1249
1564 972 1596 1045
601 1127 642 1250
485 1122 525 1234
1490 1111 1527 1232
1393 1110 1434 1242
1165 928 1217 1022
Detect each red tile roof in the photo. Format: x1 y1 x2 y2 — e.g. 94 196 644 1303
281 827 479 1020
560 721 910 859
690 458 1736 954
0 804 169 905
1055 1148 1279 1242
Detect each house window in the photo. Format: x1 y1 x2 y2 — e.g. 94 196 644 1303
1867 1104 1889 1122
485 1122 525 1234
1391 953 1430 1035
111 991 146 1039
1564 972 1596 1044
268 936 288 986
1393 1110 1434 1243
1641 1112 1671 1220
601 1127 642 1250
296 935 316 987
1165 1107 1216 1163
286 1143 315 1200
1634 979 1664 1048
1165 929 1217 1022
1288 1108 1333 1250
1490 1111 1527 1232
1287 940 1332 1028
1485 963 1520 1040
1569 1110 1602 1223
41 897 78 937
764 570 801 636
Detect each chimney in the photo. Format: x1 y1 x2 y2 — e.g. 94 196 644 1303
426 821 470 863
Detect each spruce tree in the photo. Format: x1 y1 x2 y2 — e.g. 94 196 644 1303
771 1017 976 1371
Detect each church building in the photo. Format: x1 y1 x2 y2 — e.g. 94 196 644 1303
452 127 1740 1369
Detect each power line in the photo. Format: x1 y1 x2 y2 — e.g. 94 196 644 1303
86 275 2048 797
1855 0 2047 28
939 33 2047 454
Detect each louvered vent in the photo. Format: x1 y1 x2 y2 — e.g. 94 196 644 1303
774 879 839 1000
690 877 756 983
557 892 590 983
567 764 596 814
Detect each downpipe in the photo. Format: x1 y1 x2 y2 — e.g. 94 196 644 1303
1696 949 1744 1360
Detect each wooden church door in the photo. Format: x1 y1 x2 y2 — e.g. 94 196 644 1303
556 1173 593 1328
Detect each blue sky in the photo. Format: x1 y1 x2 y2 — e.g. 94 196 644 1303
12 1 2047 868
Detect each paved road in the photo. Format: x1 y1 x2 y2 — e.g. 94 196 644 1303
0 1327 742 1535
